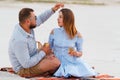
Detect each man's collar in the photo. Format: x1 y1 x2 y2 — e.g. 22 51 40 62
17 24 34 38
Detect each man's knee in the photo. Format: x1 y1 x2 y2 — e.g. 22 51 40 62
48 56 60 74
47 54 60 66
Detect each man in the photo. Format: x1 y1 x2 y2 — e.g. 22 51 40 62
8 3 64 77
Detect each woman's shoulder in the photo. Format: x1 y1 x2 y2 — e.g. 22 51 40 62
76 32 82 38
50 27 61 34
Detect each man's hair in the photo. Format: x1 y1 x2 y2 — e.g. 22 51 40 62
19 8 34 23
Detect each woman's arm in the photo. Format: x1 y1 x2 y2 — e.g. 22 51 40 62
48 29 54 49
69 33 83 57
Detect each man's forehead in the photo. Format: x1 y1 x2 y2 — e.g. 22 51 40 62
30 12 35 16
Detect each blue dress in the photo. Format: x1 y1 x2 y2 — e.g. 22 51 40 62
49 27 97 77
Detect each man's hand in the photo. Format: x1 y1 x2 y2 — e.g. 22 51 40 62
41 43 52 55
52 3 64 12
36 41 42 52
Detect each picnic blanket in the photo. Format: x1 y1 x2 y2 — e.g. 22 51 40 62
0 67 120 80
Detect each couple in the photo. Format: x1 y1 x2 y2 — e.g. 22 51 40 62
8 3 97 78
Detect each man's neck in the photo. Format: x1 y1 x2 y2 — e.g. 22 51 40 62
19 23 31 33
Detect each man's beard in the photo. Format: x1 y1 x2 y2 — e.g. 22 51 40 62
30 24 36 29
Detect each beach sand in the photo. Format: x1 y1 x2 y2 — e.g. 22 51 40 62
0 71 28 80
0 1 120 77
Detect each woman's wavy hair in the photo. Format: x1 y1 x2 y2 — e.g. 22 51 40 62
60 8 77 39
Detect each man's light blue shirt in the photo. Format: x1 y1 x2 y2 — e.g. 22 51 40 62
8 9 54 72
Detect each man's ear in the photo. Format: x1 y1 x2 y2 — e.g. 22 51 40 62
27 19 30 23
25 19 30 24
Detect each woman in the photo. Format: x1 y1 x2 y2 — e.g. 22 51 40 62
48 8 97 78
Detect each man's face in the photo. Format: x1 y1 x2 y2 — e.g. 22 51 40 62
29 12 37 29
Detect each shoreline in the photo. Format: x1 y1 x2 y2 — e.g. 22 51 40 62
16 0 105 5
0 0 120 9
1 0 120 6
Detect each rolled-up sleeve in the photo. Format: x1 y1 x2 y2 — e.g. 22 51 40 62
36 9 54 26
14 40 46 68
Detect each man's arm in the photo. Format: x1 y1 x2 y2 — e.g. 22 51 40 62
14 40 46 68
36 3 64 26
36 9 54 26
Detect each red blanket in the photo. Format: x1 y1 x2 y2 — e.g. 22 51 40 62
0 67 120 80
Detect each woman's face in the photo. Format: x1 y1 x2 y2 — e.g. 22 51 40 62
57 11 64 27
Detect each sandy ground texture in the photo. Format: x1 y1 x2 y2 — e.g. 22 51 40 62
0 71 29 80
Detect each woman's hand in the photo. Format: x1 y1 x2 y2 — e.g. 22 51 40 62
69 51 82 57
